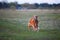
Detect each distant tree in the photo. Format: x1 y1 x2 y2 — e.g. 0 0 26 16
57 3 60 7
40 3 49 7
52 4 57 7
21 3 30 8
0 2 2 9
16 4 22 9
56 3 60 8
34 3 39 9
2 2 9 8
9 2 18 9
52 3 60 9
0 2 60 9
21 3 35 9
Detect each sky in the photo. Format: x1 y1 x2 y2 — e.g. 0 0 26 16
0 0 60 4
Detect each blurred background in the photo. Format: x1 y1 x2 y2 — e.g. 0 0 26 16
0 0 60 40
0 0 60 9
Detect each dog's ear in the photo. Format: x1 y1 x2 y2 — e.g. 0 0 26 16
33 15 38 20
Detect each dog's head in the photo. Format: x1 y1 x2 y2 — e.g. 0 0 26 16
33 15 38 20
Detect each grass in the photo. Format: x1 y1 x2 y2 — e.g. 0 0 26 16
0 9 60 40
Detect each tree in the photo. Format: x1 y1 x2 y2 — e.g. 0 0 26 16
9 2 17 9
0 2 2 9
34 3 39 9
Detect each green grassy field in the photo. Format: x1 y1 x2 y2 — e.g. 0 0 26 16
0 9 60 40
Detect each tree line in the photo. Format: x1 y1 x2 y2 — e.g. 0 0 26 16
0 2 60 9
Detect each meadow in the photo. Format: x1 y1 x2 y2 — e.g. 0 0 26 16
0 9 60 40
